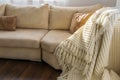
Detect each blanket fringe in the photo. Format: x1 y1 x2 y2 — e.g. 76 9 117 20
55 40 91 75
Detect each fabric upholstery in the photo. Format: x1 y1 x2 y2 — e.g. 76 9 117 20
102 70 120 80
108 21 120 74
42 50 60 69
5 4 49 29
70 12 93 33
102 69 111 80
49 4 102 30
110 70 120 80
0 4 6 16
41 30 71 53
0 29 48 48
0 16 17 31
0 47 41 61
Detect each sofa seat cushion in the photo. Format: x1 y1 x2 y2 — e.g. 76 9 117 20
41 30 71 53
0 29 48 48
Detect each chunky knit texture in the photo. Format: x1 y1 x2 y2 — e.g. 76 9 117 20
54 8 120 80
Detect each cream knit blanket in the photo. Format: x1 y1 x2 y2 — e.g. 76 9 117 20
54 8 120 80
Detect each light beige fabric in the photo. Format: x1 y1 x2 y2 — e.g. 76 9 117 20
108 21 120 74
102 69 111 80
0 29 48 48
41 30 71 52
6 4 49 29
0 4 6 16
110 70 120 80
102 70 120 80
0 47 41 61
42 50 60 69
49 4 102 30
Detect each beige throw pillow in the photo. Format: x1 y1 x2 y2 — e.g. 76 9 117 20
0 4 6 16
70 12 93 33
49 4 103 30
5 4 49 29
0 16 17 31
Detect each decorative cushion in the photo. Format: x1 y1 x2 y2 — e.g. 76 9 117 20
0 16 17 31
0 4 6 16
49 4 103 30
70 12 93 33
5 4 49 29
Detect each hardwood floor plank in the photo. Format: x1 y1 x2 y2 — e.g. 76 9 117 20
0 59 8 69
48 69 61 80
0 59 61 80
2 61 29 80
39 64 52 80
18 62 45 80
30 63 47 80
0 60 18 80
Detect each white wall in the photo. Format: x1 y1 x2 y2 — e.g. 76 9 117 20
0 0 117 7
65 0 116 7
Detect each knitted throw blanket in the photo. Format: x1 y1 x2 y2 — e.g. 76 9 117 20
54 8 120 80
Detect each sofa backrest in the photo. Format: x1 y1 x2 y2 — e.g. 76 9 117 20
0 4 6 16
49 4 103 30
4 4 103 30
108 20 120 74
5 4 49 29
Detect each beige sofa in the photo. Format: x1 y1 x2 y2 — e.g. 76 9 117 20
0 3 120 76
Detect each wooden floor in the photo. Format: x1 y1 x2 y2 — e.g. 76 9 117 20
0 59 61 80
